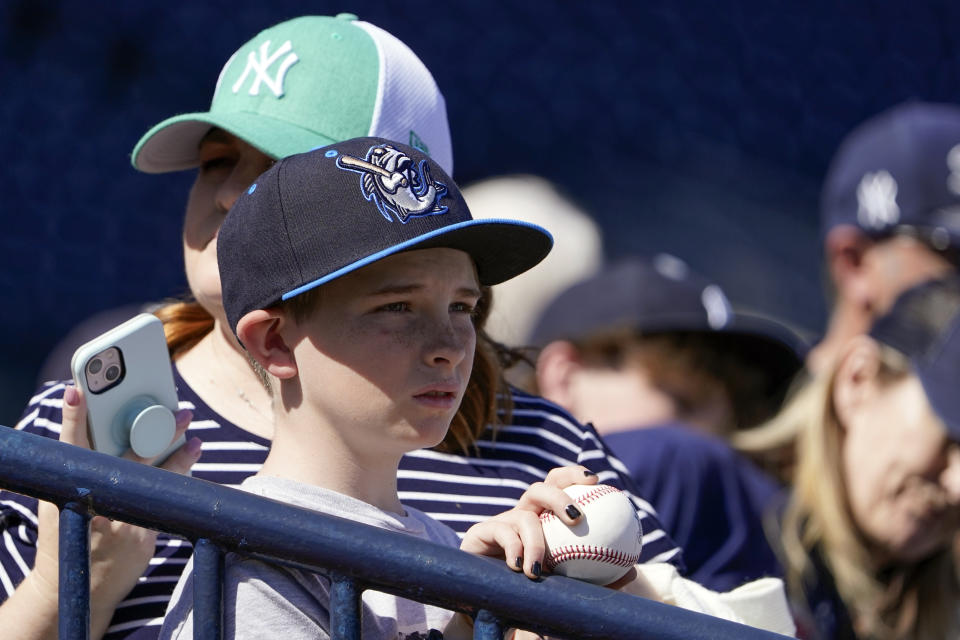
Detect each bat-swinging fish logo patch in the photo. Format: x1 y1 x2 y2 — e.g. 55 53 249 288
336 144 448 223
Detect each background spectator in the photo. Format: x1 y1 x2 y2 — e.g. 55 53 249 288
524 254 807 592
771 277 960 639
737 100 960 483
529 255 807 438
806 101 960 374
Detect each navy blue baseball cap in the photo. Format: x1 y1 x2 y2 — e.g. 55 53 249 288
529 255 808 379
218 136 553 333
821 101 960 252
869 276 960 439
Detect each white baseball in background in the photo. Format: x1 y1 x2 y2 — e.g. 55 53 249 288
540 484 643 585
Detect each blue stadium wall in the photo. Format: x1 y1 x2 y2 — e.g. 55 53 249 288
3 0 960 424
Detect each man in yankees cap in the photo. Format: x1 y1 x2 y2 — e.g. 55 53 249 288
807 100 960 372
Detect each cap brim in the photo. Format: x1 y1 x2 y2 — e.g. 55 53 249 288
282 218 553 300
643 311 807 380
131 111 340 174
572 307 808 363
727 312 810 361
533 306 806 390
915 317 960 440
862 219 960 255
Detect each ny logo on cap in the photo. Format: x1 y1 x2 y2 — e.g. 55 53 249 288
947 144 960 196
232 40 299 98
857 170 900 230
701 284 732 330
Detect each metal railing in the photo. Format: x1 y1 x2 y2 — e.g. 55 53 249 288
0 427 792 639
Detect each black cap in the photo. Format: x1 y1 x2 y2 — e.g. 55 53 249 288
529 255 808 385
218 137 553 333
821 101 960 250
869 276 960 439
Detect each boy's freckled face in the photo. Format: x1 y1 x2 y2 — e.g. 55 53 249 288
287 248 480 456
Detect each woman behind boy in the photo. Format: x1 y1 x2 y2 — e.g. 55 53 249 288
0 14 683 640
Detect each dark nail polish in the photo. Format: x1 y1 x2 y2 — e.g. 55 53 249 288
186 437 203 456
583 470 597 477
532 561 542 578
565 504 582 519
515 556 522 569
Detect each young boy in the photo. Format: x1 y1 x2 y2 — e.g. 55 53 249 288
158 136 577 639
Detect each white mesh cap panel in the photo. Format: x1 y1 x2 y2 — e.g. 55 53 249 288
354 21 453 176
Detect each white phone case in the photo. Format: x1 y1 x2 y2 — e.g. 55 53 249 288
70 313 184 463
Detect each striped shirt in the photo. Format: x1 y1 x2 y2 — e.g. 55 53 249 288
0 368 682 639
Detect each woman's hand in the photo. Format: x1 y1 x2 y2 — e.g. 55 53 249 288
459 465 599 579
461 467 637 640
31 384 201 638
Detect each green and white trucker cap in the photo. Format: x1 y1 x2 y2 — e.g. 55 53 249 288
132 14 452 174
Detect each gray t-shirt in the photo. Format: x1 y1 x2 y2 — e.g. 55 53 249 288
159 476 462 640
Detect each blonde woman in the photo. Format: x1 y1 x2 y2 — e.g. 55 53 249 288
765 277 960 639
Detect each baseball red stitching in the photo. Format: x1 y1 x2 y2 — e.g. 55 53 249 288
544 543 640 570
538 484 623 524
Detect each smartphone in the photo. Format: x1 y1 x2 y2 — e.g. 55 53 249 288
70 313 184 463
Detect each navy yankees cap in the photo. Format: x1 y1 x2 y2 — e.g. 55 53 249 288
529 255 808 378
821 101 960 252
869 276 960 439
218 136 553 333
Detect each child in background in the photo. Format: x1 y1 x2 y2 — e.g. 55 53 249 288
529 255 807 439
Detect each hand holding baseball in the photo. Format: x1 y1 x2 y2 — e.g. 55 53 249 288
540 484 643 585
459 465 599 579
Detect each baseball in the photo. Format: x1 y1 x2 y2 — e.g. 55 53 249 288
540 484 643 585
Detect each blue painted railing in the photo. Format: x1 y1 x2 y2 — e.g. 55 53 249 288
0 427 792 639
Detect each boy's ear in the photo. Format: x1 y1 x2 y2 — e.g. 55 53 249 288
535 340 582 410
236 309 297 380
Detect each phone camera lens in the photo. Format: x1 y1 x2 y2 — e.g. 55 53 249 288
88 358 103 374
105 365 120 382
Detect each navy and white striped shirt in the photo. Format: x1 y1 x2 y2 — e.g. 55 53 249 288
0 368 682 639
